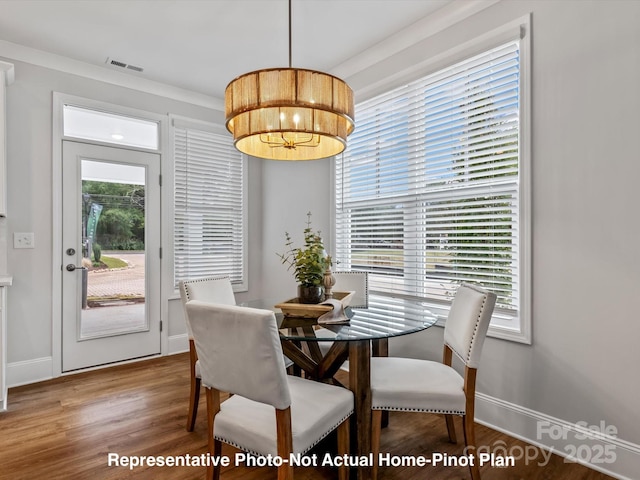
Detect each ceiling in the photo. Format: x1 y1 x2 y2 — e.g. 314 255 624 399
0 0 458 102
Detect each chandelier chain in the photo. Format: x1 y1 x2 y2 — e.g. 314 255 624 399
288 0 292 68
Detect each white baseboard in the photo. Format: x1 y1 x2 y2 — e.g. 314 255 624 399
6 356 53 388
5 337 188 390
168 333 188 355
475 392 640 480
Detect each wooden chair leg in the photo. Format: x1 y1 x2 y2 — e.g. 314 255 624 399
277 464 294 480
276 408 294 480
212 439 222 480
462 366 480 480
187 339 200 432
337 419 350 480
206 388 221 480
186 376 201 431
371 410 383 480
444 414 457 443
462 413 480 480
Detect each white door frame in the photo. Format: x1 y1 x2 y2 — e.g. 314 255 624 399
52 93 169 377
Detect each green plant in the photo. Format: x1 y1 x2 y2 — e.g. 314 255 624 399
277 212 328 287
92 243 102 262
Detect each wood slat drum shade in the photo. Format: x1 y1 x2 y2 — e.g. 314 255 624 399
225 68 355 161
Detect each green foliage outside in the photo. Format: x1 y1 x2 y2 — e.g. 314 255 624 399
92 243 101 263
82 181 145 251
443 79 518 307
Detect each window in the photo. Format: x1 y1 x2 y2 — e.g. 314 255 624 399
336 39 529 341
63 105 159 150
173 122 246 289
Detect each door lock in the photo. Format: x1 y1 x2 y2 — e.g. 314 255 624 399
66 248 76 256
66 264 86 272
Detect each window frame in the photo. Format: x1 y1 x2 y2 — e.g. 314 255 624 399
170 116 248 293
333 18 531 344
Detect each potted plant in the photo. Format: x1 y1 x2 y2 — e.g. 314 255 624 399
277 212 329 304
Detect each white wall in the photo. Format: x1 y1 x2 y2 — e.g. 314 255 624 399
2 0 639 477
259 159 333 302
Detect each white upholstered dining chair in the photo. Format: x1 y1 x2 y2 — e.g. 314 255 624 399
369 283 497 480
186 300 354 480
332 271 369 308
179 276 236 432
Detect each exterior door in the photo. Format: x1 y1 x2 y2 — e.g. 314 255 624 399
62 141 161 372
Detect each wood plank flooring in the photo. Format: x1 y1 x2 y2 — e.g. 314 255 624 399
0 353 615 480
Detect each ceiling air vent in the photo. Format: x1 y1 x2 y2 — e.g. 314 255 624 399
105 57 144 73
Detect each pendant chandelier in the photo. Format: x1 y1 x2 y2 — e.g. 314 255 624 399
224 0 355 161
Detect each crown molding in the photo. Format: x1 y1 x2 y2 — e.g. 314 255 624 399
0 60 14 85
0 0 500 110
0 39 223 110
332 0 501 82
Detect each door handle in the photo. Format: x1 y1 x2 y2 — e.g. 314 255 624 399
66 264 87 272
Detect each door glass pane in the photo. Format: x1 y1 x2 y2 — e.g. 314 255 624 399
79 160 147 339
63 105 159 149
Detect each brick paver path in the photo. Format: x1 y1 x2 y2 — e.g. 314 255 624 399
87 252 145 298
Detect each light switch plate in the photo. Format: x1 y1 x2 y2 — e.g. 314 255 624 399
14 232 35 249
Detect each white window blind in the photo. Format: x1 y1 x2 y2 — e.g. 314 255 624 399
336 41 522 324
174 126 245 288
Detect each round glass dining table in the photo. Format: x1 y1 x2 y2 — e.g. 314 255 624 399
242 294 437 480
244 293 437 339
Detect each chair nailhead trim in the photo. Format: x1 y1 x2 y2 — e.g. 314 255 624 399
372 406 464 414
183 275 231 301
334 271 369 308
214 410 354 457
466 293 488 365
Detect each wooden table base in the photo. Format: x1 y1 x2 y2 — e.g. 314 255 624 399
280 336 384 480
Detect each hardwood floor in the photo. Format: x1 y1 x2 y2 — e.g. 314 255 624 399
0 354 614 480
